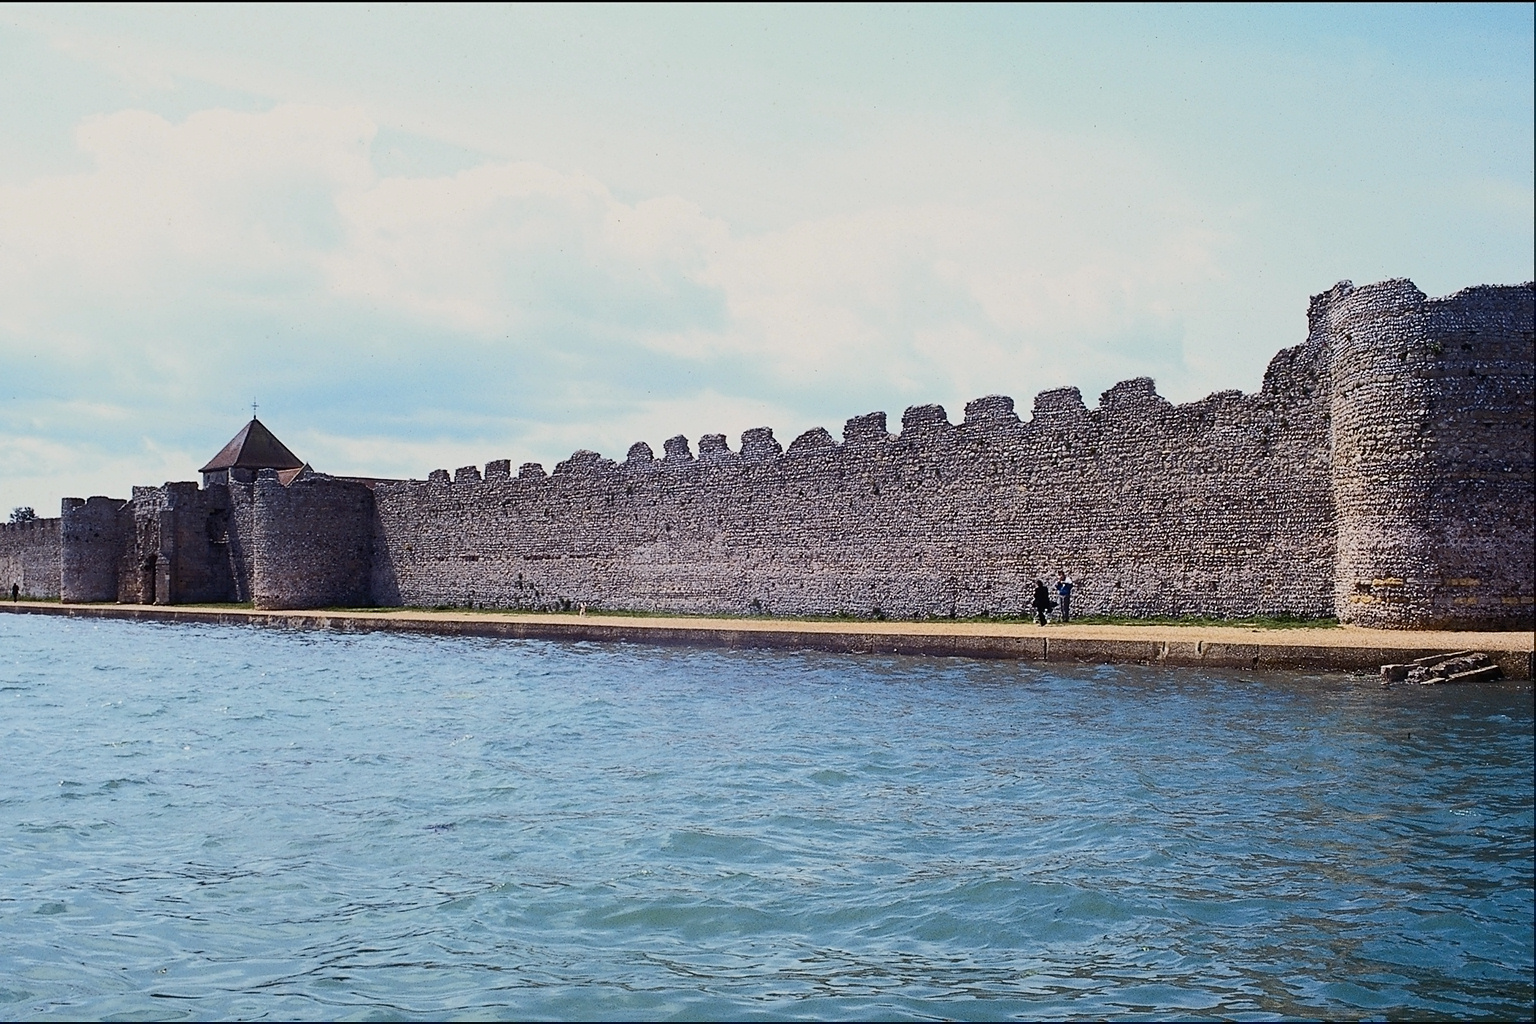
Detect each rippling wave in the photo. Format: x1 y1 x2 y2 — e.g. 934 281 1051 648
2 615 1531 1019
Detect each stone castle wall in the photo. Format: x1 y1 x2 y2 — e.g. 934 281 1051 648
252 473 374 610
0 517 62 599
41 278 1534 628
369 327 1338 620
1422 284 1535 626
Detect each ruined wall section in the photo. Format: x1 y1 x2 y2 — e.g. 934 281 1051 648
0 517 62 599
61 496 128 602
110 482 239 605
1330 279 1534 628
116 487 164 604
167 482 239 604
371 330 1336 619
252 473 374 610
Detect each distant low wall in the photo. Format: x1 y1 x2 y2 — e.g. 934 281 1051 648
0 517 61 599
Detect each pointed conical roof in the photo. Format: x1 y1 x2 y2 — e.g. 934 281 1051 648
200 418 304 473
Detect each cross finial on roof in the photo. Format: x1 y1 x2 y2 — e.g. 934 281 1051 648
252 399 258 419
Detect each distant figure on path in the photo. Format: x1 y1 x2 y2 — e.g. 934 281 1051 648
10 583 17 602
1056 571 1074 622
1031 580 1055 626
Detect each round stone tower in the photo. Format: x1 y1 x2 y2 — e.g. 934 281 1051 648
1328 277 1536 629
1326 279 1440 627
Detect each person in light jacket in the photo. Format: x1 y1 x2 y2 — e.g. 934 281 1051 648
1056 571 1074 622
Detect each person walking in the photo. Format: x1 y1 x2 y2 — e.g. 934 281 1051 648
10 582 17 602
1056 571 1074 623
1031 580 1055 626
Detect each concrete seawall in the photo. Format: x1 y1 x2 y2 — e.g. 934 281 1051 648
5 602 1532 679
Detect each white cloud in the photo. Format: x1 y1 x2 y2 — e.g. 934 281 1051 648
324 162 728 336
0 101 1241 514
0 105 373 324
1 102 1231 382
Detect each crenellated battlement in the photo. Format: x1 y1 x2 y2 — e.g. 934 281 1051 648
402 371 1308 492
0 517 60 534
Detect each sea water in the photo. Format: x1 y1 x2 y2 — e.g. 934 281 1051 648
1 614 1531 1021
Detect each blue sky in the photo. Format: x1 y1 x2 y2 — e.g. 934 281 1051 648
1 3 1531 515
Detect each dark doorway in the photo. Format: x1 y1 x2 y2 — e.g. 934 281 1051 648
142 556 156 605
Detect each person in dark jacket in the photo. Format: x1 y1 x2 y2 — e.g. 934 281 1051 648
1031 580 1055 626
